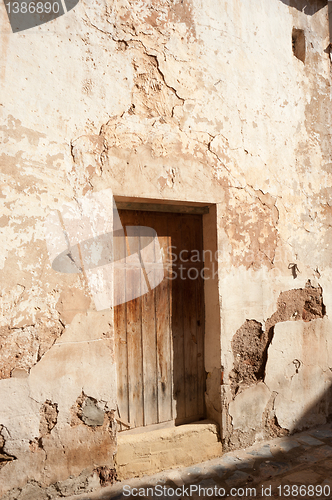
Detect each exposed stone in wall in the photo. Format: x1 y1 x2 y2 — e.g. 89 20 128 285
230 320 266 392
39 401 58 437
265 282 325 331
95 466 118 487
230 283 325 397
81 398 105 428
227 283 327 449
71 392 112 428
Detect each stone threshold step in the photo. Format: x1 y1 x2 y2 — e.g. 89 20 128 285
116 419 223 480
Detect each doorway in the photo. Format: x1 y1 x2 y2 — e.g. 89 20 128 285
114 209 206 430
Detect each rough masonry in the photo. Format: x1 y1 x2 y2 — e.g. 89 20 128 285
1 0 332 497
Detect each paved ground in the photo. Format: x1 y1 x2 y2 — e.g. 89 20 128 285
69 424 332 500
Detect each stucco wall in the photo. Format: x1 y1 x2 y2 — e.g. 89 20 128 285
1 0 332 497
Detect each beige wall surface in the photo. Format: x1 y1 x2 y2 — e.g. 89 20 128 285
1 0 332 496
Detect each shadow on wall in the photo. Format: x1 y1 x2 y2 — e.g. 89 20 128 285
295 384 332 431
223 393 332 492
278 0 327 15
226 282 332 457
106 393 332 500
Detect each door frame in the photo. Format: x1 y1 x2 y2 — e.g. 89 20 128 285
113 196 223 434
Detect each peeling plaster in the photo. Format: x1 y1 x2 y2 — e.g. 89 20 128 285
1 0 332 495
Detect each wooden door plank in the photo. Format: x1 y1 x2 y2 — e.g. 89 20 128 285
154 213 173 423
125 210 144 428
170 214 186 423
114 216 129 429
140 212 158 426
193 216 206 418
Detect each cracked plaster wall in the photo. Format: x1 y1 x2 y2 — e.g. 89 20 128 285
1 0 332 495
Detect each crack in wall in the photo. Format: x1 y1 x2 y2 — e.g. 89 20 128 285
0 425 17 470
148 53 185 104
1 470 102 500
0 319 65 380
262 391 288 439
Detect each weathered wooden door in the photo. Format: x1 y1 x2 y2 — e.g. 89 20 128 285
114 210 205 430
